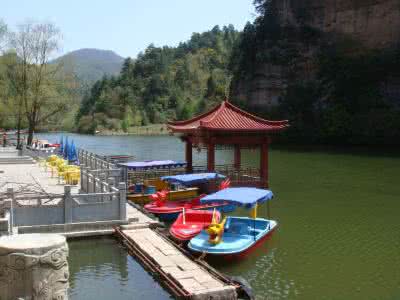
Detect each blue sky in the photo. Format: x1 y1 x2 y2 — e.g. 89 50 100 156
4 0 256 58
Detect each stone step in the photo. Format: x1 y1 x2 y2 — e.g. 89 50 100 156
0 157 35 164
0 160 35 164
17 220 128 235
0 155 33 160
63 229 114 238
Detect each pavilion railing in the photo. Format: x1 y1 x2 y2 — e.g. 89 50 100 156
126 167 187 187
192 165 264 188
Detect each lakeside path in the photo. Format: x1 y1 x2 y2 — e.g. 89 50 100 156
0 162 80 195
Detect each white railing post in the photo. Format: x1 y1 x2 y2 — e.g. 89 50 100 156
6 187 14 234
64 185 72 223
118 182 126 221
86 169 90 192
108 177 115 192
80 165 84 191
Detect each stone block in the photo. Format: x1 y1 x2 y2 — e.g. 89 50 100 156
178 262 200 271
199 280 224 289
0 233 69 300
169 254 192 265
178 278 205 292
191 286 237 300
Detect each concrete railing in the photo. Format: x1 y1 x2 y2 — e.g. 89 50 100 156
80 167 122 193
4 183 127 227
78 148 123 193
78 148 117 170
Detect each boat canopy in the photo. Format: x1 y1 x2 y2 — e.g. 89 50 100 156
118 160 186 171
200 187 273 208
161 173 225 186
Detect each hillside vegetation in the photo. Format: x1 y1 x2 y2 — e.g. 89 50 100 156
76 25 239 134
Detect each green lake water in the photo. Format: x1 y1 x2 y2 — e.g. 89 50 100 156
68 237 172 299
39 133 400 300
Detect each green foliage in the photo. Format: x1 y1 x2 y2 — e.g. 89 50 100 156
76 25 240 133
0 20 82 144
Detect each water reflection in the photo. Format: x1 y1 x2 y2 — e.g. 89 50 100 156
68 237 171 300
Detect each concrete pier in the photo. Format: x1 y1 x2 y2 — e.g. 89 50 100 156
0 233 69 300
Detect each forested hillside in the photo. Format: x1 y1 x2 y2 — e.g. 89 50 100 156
52 48 124 88
76 25 239 133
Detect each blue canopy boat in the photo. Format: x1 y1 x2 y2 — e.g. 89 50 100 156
144 173 236 221
161 172 226 187
119 160 187 171
188 187 277 259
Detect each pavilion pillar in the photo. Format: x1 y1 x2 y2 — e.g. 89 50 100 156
260 137 269 188
207 143 215 172
185 140 193 173
234 145 241 170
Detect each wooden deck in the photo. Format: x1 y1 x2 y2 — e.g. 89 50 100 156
116 227 237 299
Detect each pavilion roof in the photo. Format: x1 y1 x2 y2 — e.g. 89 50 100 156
168 100 289 133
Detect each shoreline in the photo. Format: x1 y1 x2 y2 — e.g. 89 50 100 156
99 124 169 136
39 124 171 136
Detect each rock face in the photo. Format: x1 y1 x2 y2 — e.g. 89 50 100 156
0 234 69 299
277 0 400 49
233 0 400 109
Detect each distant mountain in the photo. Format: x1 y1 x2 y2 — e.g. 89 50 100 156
52 48 124 87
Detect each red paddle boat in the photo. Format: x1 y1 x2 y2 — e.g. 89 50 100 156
169 209 221 242
144 177 234 221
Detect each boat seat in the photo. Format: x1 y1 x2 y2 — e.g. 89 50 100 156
227 222 250 235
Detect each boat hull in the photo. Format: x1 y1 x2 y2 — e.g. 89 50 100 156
210 225 277 260
127 187 199 205
188 217 277 260
169 210 220 242
149 203 235 221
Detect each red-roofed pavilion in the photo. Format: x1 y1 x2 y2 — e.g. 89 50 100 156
168 100 289 188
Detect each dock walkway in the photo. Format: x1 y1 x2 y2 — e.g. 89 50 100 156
0 159 79 195
117 227 237 299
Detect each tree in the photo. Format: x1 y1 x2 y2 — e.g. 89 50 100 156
7 21 66 145
0 20 7 51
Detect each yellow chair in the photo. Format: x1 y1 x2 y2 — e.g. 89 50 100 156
70 171 80 185
64 168 80 185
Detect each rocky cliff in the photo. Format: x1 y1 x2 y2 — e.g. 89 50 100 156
232 0 400 109
278 0 400 49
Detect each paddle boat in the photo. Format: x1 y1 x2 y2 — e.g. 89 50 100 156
27 139 60 153
121 160 197 205
188 187 277 259
144 173 235 221
169 209 221 243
